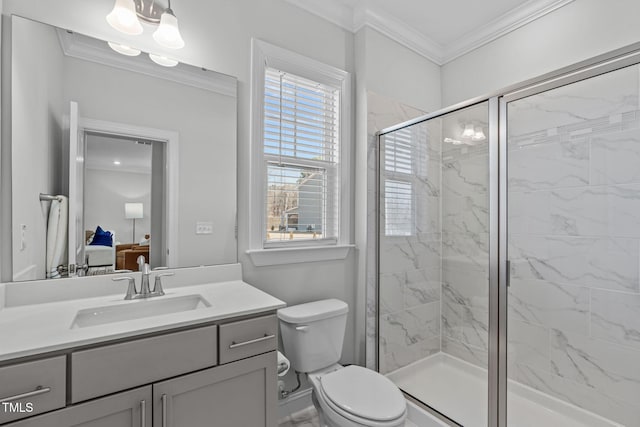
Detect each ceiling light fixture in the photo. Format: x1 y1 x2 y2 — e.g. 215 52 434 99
472 127 486 141
149 53 179 67
462 124 475 138
107 41 141 56
106 0 143 35
153 6 185 49
106 0 185 49
113 160 121 165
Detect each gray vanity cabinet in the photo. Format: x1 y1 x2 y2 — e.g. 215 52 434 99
153 351 277 427
5 386 151 427
1 313 279 427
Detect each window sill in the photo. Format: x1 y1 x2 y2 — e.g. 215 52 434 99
246 244 355 267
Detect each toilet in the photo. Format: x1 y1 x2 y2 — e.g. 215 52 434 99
278 299 406 427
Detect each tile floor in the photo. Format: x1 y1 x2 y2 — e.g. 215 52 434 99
278 405 419 427
278 406 320 427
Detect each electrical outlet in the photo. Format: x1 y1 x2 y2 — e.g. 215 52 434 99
196 221 213 235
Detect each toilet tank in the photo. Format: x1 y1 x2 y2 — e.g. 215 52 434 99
277 299 348 373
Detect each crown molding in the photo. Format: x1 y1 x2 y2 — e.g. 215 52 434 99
285 0 356 32
443 0 576 63
355 7 445 65
56 29 237 97
286 0 575 65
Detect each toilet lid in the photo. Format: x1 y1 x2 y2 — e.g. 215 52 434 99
320 365 405 422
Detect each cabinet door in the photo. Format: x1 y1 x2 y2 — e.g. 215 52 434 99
153 351 277 427
5 386 151 427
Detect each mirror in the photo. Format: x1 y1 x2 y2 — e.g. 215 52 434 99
7 16 238 282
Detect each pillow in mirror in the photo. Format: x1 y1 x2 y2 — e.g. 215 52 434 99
89 226 113 247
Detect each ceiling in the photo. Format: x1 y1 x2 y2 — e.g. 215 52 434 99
285 0 575 64
85 134 153 174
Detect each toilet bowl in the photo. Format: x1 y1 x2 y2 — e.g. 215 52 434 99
278 299 407 427
309 365 406 427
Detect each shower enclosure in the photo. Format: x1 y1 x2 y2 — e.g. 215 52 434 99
376 45 640 427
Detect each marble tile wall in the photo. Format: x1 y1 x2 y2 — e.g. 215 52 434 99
365 91 424 370
378 122 443 374
439 106 491 368
505 64 640 426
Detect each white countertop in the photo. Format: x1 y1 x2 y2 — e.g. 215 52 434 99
0 279 286 362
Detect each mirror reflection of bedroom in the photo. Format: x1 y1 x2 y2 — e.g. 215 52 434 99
83 132 164 274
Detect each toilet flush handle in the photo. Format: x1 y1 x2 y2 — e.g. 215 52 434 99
295 325 309 332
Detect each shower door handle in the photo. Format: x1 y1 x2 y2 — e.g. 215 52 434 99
506 260 511 288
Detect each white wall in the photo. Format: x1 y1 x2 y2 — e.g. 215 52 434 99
10 17 64 281
359 27 442 114
442 0 640 105
84 168 151 245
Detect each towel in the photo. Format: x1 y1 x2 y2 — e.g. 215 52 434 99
46 196 68 278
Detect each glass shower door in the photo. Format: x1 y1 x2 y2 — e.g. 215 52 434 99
506 64 640 426
378 102 491 426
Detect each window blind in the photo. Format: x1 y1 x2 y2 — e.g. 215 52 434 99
384 180 413 236
384 128 413 174
383 127 417 236
263 67 340 244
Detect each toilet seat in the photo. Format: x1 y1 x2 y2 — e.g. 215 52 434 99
317 366 406 426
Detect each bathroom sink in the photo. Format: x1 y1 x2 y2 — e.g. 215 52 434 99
70 294 211 329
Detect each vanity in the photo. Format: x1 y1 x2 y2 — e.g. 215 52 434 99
0 264 286 427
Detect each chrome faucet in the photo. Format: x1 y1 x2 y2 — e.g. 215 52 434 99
139 262 152 297
112 261 173 300
112 276 138 300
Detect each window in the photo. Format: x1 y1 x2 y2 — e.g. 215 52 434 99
249 40 351 262
263 69 339 246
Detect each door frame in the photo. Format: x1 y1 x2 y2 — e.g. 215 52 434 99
78 117 179 268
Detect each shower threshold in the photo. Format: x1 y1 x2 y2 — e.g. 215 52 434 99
386 353 621 427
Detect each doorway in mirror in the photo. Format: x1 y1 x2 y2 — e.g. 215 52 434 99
83 131 165 275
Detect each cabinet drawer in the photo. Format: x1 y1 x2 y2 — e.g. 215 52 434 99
0 356 66 424
218 315 277 364
71 325 217 403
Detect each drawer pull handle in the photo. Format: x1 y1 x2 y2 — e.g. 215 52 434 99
140 399 146 427
229 334 275 349
0 386 51 403
161 394 167 427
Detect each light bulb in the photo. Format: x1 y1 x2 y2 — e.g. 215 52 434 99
108 41 141 56
472 127 486 141
149 53 179 67
462 124 475 138
106 0 143 36
153 9 185 49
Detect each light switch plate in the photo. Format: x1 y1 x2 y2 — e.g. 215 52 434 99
196 221 213 234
